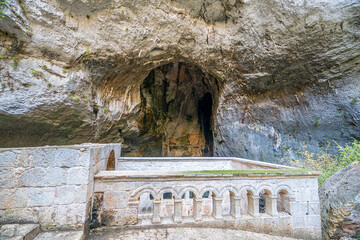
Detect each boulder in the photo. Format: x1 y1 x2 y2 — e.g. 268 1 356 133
319 162 360 239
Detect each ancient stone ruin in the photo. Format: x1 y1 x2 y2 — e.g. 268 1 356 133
0 0 359 239
0 144 321 239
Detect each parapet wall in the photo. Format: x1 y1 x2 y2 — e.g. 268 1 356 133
0 143 121 231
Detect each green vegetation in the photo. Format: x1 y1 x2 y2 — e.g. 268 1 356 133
315 120 319 127
31 69 44 78
70 95 80 102
0 1 9 19
352 97 358 104
288 140 360 187
12 55 19 68
216 73 221 78
103 108 108 114
179 168 317 175
1 82 5 87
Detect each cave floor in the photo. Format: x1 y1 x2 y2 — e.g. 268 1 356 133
87 227 297 240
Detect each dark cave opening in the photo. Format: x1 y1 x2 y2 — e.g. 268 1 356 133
198 92 214 156
127 62 219 157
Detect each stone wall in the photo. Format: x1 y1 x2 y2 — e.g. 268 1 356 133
117 157 288 171
0 143 121 232
94 170 321 239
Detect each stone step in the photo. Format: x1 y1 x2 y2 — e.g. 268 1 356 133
33 230 83 240
0 224 40 240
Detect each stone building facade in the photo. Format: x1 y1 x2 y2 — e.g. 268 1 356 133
0 144 321 239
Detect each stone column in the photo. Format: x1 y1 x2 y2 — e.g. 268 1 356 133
173 199 182 223
265 195 278 216
230 196 241 219
212 197 223 219
193 198 203 221
126 200 139 225
152 200 161 224
248 194 259 217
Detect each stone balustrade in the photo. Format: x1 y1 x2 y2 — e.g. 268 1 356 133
93 157 321 239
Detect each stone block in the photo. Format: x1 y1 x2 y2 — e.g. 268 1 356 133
74 184 88 204
28 188 55 207
19 168 47 187
37 207 56 227
54 185 76 205
124 207 138 225
308 202 320 215
0 189 15 209
104 191 129 209
54 204 86 226
34 230 84 240
306 215 321 227
290 202 307 216
29 148 56 167
45 168 66 186
78 151 90 167
4 208 39 223
0 224 40 240
0 151 18 167
293 217 305 227
14 188 29 208
55 149 79 167
18 150 30 168
67 167 89 185
0 168 16 188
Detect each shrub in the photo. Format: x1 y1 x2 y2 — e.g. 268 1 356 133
0 1 9 19
287 140 360 187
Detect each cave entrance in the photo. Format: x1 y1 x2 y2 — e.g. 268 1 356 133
133 62 218 157
198 92 213 156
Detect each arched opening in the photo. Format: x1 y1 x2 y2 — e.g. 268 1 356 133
201 191 213 217
124 62 219 157
160 192 174 219
259 189 273 215
277 189 291 215
138 193 154 224
106 150 115 170
181 191 196 218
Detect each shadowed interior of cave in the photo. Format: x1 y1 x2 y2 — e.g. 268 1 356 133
198 92 213 156
122 62 219 157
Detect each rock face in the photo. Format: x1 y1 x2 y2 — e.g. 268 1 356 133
0 0 359 160
319 162 360 239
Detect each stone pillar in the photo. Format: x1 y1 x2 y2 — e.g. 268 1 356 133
248 194 259 217
152 200 161 224
173 199 182 223
193 198 203 221
230 196 241 219
126 200 139 225
212 197 223 219
265 195 278 216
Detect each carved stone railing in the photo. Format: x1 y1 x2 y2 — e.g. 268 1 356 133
93 157 321 239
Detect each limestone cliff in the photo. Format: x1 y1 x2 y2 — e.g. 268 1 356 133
0 0 359 159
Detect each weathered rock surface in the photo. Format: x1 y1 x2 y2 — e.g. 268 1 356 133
0 223 40 240
319 162 360 239
34 230 83 240
0 0 359 160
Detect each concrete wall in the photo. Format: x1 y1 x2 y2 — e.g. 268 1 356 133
0 143 121 231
